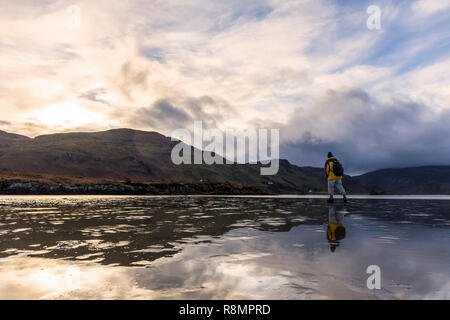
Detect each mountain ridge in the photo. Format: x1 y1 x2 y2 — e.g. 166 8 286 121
354 165 450 194
4 128 448 194
0 128 378 194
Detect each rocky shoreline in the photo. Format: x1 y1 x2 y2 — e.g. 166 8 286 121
0 180 266 195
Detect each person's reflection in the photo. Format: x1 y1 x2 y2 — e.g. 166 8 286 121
327 204 346 252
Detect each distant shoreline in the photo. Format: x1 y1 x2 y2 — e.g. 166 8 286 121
0 171 276 196
0 170 329 196
0 180 268 196
1 171 449 196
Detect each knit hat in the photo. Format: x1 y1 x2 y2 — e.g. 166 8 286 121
328 152 333 158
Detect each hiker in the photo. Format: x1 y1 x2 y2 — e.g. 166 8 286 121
324 152 347 203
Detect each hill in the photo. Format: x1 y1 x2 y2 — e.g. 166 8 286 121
0 128 376 194
354 166 450 194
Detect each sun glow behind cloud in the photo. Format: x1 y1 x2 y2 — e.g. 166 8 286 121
29 101 107 128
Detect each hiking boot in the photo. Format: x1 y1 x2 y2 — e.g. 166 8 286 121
327 196 334 203
343 195 348 203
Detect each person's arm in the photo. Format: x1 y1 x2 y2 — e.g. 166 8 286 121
324 161 329 178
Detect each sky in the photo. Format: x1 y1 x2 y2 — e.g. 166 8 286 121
0 0 449 173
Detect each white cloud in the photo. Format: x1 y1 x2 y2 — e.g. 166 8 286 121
412 0 450 16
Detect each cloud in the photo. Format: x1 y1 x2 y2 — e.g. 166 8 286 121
131 95 234 135
412 0 450 16
78 88 110 106
133 99 192 132
1 0 450 171
281 88 450 173
116 60 150 100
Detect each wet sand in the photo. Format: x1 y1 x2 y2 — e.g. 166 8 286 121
0 195 449 299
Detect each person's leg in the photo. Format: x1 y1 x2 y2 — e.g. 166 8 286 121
328 180 335 196
327 180 335 202
336 179 346 196
336 179 347 202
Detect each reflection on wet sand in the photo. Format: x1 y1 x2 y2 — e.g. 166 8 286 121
327 204 347 252
0 196 449 299
0 197 324 266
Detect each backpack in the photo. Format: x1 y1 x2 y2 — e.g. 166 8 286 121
331 158 344 176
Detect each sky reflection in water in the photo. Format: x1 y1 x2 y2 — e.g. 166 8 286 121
0 196 449 299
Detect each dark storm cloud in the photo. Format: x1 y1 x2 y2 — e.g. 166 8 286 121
280 88 450 174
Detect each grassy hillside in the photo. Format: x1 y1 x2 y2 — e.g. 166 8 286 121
0 129 375 194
